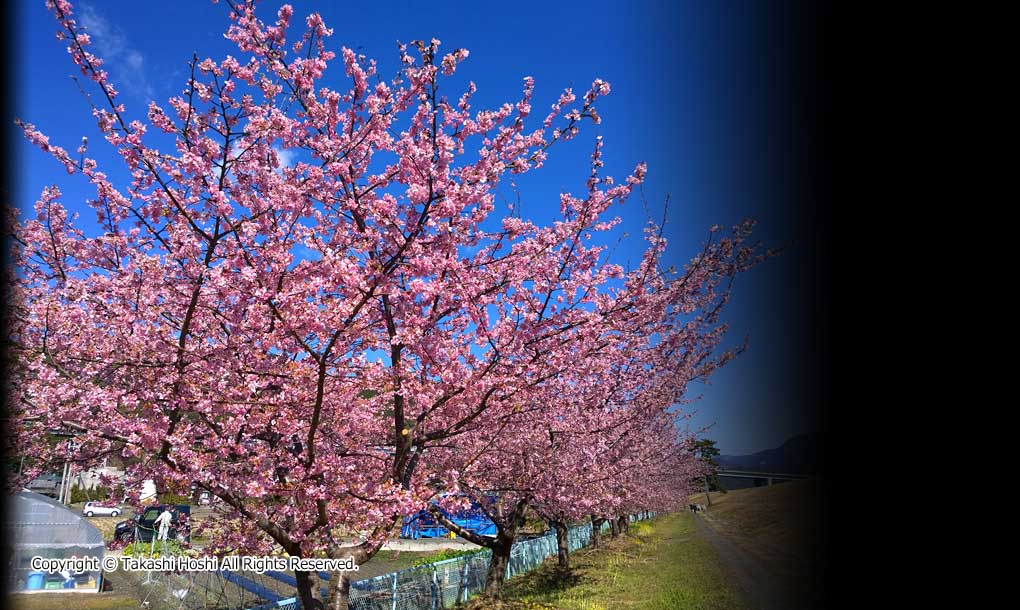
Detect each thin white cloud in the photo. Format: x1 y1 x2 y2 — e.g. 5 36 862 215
272 147 298 176
77 3 156 102
125 50 144 70
224 144 296 170
275 148 296 168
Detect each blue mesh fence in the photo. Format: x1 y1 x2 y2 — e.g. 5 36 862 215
247 512 654 610
122 512 654 610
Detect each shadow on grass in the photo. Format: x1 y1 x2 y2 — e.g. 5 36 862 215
459 560 590 609
512 565 583 596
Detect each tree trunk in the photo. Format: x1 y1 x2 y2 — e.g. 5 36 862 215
294 569 322 610
590 515 604 548
552 520 569 569
617 515 628 535
431 497 527 600
610 518 620 537
484 537 512 598
324 570 351 610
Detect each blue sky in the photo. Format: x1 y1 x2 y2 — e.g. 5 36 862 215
12 0 820 456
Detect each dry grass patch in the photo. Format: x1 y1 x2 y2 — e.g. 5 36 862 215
7 592 140 610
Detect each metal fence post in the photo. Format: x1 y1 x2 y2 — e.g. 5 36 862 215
431 565 439 610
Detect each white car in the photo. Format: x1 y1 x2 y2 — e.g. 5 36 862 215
82 501 122 517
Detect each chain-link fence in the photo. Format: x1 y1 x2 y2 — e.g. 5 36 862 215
124 513 654 610
336 512 654 610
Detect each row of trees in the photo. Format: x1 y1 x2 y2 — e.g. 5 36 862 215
7 2 764 608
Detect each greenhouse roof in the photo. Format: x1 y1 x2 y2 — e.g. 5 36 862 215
5 490 105 550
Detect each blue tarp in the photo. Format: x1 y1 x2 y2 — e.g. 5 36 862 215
400 500 497 539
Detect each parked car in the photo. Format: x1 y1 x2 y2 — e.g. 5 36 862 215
82 501 122 517
114 504 191 544
26 473 61 497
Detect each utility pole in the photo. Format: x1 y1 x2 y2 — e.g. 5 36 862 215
60 439 78 505
63 463 74 505
704 474 712 507
57 461 69 503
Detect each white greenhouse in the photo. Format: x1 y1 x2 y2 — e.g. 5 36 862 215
5 490 105 592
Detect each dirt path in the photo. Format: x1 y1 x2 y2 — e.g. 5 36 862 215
693 513 803 610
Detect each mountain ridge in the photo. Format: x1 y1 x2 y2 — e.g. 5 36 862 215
717 434 817 474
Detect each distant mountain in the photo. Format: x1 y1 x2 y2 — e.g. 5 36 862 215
717 434 818 474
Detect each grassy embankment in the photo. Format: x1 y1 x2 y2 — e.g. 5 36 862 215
463 512 745 610
689 478 823 602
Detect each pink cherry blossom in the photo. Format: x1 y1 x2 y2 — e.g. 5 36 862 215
9 2 767 608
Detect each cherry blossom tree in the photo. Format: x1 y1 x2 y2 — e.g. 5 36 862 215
9 1 765 608
424 246 751 591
